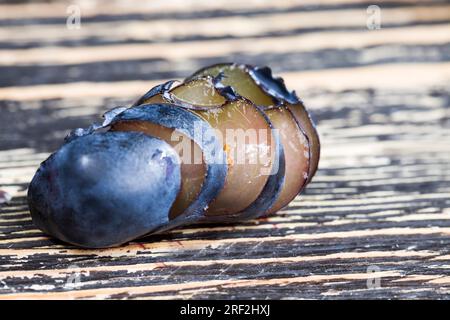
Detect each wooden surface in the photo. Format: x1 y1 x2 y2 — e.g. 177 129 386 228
0 0 450 299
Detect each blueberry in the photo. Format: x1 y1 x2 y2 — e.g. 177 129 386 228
27 131 181 248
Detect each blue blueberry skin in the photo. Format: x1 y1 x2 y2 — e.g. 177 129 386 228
27 131 181 248
108 103 228 231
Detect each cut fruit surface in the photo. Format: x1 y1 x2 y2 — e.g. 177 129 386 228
170 78 227 108
192 99 276 216
171 79 276 216
264 106 310 215
140 93 166 104
286 103 320 179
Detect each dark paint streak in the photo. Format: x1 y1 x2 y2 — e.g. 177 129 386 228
1 43 449 87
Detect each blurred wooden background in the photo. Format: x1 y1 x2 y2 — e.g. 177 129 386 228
0 0 449 299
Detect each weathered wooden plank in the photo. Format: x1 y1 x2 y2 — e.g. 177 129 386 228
0 62 449 101
1 6 448 50
0 0 450 300
2 43 450 87
2 24 449 66
0 0 443 21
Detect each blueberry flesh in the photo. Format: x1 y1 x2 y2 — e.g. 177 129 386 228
198 106 286 224
27 132 181 248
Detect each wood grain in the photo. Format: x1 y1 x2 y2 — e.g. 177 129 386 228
0 0 449 299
